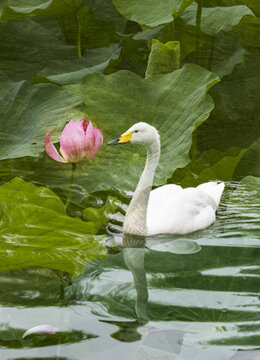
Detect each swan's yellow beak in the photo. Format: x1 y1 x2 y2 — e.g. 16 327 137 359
107 131 132 145
118 131 132 143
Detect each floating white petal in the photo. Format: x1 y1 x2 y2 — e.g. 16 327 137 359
22 325 58 339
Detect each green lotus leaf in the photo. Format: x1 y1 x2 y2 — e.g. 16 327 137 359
234 137 260 179
58 6 118 50
0 0 55 20
210 35 246 78
62 63 219 195
0 18 120 82
171 147 247 187
145 39 180 79
112 0 194 27
84 0 127 32
133 26 165 41
181 3 254 36
0 72 84 160
34 43 121 85
1 0 126 31
194 46 259 160
1 0 118 50
0 177 107 276
208 0 260 17
233 14 260 54
83 196 122 232
105 35 149 77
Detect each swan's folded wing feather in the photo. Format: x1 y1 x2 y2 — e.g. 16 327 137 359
196 182 225 207
147 185 221 235
149 184 183 205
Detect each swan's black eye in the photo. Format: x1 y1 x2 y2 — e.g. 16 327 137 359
134 130 138 133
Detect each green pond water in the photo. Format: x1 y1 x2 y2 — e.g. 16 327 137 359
0 0 260 359
1 179 260 360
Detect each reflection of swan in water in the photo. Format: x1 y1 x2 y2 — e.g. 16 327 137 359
108 122 224 236
121 234 201 322
122 235 148 321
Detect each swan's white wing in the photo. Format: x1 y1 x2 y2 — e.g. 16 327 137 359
147 183 224 235
196 181 225 207
149 184 183 205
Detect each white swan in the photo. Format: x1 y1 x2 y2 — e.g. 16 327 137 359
108 122 224 236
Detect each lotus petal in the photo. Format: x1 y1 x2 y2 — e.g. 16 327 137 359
60 119 86 162
45 132 65 163
84 122 103 160
84 121 95 159
22 324 58 339
92 127 103 157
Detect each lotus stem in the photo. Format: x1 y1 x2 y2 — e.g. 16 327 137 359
65 163 76 209
77 13 82 59
195 0 203 64
168 20 175 40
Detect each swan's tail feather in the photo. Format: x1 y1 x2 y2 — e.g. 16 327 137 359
196 182 225 207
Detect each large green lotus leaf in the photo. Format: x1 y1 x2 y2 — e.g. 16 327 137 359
181 3 254 36
0 177 107 276
133 26 165 41
171 147 246 187
0 72 84 160
105 35 149 77
1 0 118 50
1 0 127 31
0 0 54 19
34 43 121 85
207 0 260 17
112 0 194 27
194 50 260 156
233 14 260 54
83 196 122 232
0 18 120 82
210 35 246 79
61 64 219 195
58 6 118 50
84 0 127 32
234 137 260 179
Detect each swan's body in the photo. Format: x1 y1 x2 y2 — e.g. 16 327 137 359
108 122 224 236
147 182 224 235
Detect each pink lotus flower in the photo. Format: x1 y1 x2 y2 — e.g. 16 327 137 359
45 119 103 163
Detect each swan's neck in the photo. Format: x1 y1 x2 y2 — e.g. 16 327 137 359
123 140 160 235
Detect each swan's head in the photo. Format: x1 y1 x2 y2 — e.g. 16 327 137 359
108 122 160 147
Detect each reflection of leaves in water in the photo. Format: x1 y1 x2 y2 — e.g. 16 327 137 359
0 268 71 307
208 335 260 347
0 178 107 276
0 326 97 349
102 320 144 342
